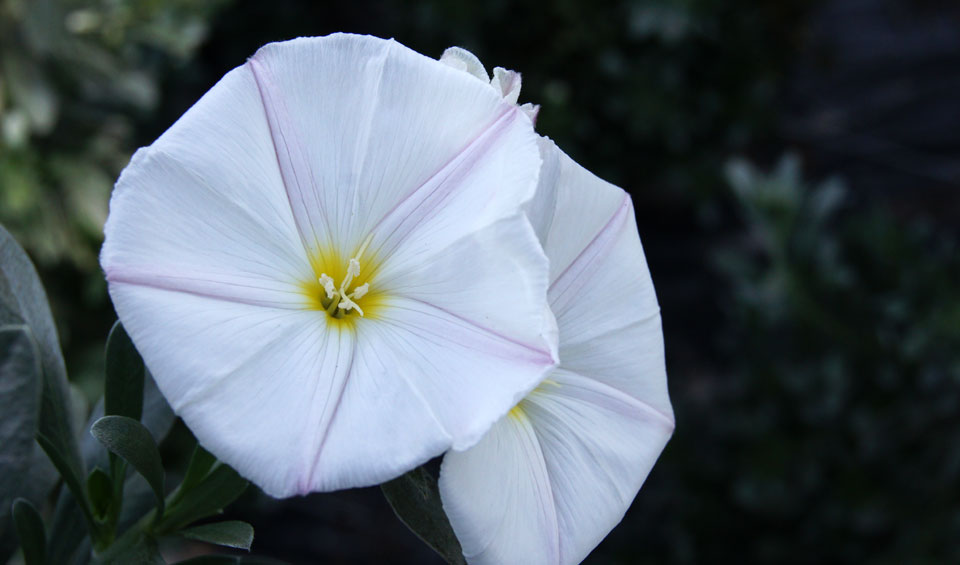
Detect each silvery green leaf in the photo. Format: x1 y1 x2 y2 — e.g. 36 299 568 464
89 416 164 517
0 224 88 529
381 465 465 565
156 464 248 534
86 467 113 521
177 444 216 499
0 326 41 557
12 498 46 565
51 371 175 561
179 520 254 551
96 532 163 565
104 321 144 421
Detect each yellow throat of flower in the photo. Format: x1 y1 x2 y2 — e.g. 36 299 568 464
301 234 385 325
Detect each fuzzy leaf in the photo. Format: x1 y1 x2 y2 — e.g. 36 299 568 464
12 498 46 565
0 225 85 522
90 416 164 517
99 533 163 565
381 465 465 565
157 464 248 534
178 444 217 498
0 326 42 554
49 372 175 562
104 321 144 421
86 467 112 520
179 520 254 550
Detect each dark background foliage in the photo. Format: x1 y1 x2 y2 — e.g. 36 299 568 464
3 0 959 563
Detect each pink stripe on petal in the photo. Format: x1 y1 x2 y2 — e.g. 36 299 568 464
302 330 357 493
549 193 631 304
549 368 675 430
248 57 332 257
106 269 307 310
367 107 520 260
392 296 554 365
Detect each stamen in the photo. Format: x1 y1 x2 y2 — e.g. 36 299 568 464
337 294 364 317
318 274 336 299
350 283 369 300
355 232 374 261
341 258 361 291
319 256 370 318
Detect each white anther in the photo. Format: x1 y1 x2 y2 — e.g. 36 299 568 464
319 255 371 317
340 257 361 291
349 283 369 300
337 295 364 317
318 274 336 299
347 258 361 278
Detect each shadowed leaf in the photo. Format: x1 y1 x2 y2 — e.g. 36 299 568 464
180 520 254 550
90 416 165 517
104 321 144 421
382 465 465 565
157 464 248 534
0 326 42 555
12 498 46 565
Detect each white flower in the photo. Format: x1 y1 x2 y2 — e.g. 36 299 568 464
438 134 675 563
440 47 540 123
100 34 559 497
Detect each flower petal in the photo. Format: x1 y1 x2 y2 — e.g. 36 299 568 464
363 214 556 447
491 67 522 105
440 369 673 565
311 293 552 491
101 65 311 309
440 138 674 563
440 46 491 82
440 412 558 565
525 138 627 285
109 262 551 497
531 139 668 411
107 282 352 498
526 369 673 564
247 34 537 256
365 105 540 273
378 210 556 361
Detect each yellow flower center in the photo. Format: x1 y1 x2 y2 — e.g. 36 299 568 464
301 234 384 325
319 257 370 318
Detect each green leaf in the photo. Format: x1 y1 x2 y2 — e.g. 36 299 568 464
179 520 254 551
102 321 147 536
177 444 217 500
35 433 93 537
12 498 46 565
381 465 466 565
0 225 86 524
98 532 164 565
0 326 42 556
78 371 176 475
89 416 164 517
157 464 248 534
104 321 144 421
86 467 112 521
45 491 89 565
48 373 176 562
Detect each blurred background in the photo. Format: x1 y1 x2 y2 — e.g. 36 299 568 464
2 0 959 563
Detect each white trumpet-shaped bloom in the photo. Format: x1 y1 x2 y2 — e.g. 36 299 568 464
100 34 558 497
439 137 675 565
